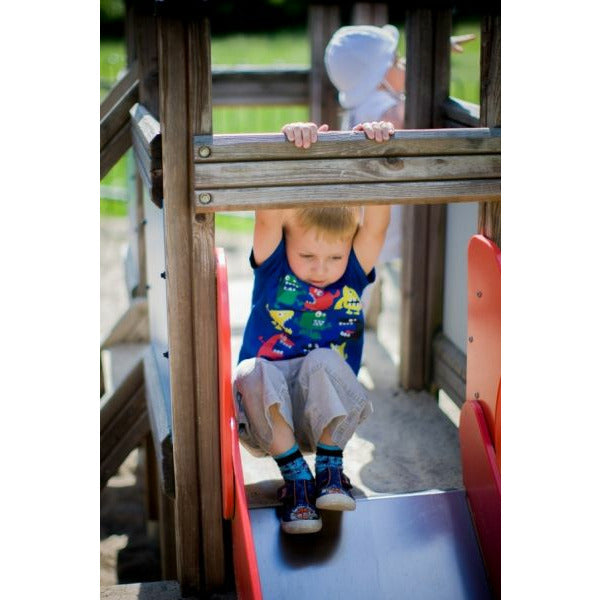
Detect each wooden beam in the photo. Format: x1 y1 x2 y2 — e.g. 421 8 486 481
213 66 309 106
100 62 139 120
444 97 480 128
194 128 500 161
100 75 139 155
158 15 203 594
100 297 149 351
352 2 388 26
432 331 467 408
195 154 500 189
309 5 340 127
100 121 131 179
478 13 501 247
193 179 499 213
187 17 226 592
401 7 453 390
100 359 149 489
158 14 224 595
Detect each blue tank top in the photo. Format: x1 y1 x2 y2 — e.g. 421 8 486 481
238 238 375 374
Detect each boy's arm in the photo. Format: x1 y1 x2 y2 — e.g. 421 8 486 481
253 209 285 266
353 205 391 274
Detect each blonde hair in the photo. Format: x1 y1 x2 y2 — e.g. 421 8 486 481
293 207 360 240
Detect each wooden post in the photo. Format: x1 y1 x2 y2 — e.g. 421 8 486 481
309 5 340 128
401 8 452 390
157 11 224 595
478 13 501 247
351 2 388 26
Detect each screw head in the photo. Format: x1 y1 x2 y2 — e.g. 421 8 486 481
474 392 480 399
468 336 473 343
476 290 483 298
197 192 212 205
198 145 211 158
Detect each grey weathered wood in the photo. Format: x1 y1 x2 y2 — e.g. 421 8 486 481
132 121 163 208
195 154 500 189
400 7 453 391
352 2 388 25
131 103 162 161
158 16 203 593
144 348 174 498
100 359 149 489
158 14 224 594
478 13 501 247
193 179 499 212
100 298 149 351
444 97 480 128
309 5 340 127
101 77 139 154
100 122 131 179
194 128 499 162
213 66 309 106
432 332 467 407
187 17 226 591
100 62 139 120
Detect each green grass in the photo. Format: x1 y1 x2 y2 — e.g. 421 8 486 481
101 22 480 222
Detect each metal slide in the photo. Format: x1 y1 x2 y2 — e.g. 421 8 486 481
215 237 500 600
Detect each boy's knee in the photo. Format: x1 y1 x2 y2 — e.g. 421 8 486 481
303 347 347 370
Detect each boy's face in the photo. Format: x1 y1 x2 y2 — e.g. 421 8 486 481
284 222 353 289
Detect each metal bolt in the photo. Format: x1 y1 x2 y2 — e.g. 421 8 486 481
476 290 483 298
197 192 212 205
145 284 151 291
163 351 169 359
468 336 473 343
198 145 211 158
474 392 480 399
160 271 166 279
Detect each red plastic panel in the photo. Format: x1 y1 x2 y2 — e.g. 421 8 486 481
215 247 234 520
494 382 501 474
231 417 262 600
215 247 262 599
467 234 501 446
460 399 501 598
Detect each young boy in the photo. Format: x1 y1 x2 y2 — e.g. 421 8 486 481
233 121 394 534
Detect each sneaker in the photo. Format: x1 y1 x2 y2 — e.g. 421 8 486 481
277 479 322 534
315 468 356 511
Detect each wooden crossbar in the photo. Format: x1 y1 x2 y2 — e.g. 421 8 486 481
193 128 500 212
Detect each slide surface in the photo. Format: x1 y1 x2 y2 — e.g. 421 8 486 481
250 490 491 600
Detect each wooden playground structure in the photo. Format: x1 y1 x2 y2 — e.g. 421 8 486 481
100 2 500 598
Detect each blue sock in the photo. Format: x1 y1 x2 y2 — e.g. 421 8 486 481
315 443 343 474
274 444 313 481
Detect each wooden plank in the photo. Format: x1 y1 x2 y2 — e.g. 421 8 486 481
100 358 144 430
400 8 453 391
100 298 149 351
478 13 501 248
194 128 500 162
158 15 203 593
308 5 340 127
101 79 139 153
100 61 139 120
143 348 175 498
101 581 181 600
130 103 162 161
433 332 467 407
194 154 500 189
444 97 480 128
100 121 131 179
212 66 309 106
132 123 163 208
352 2 388 25
193 179 499 212
187 16 226 590
133 8 159 119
